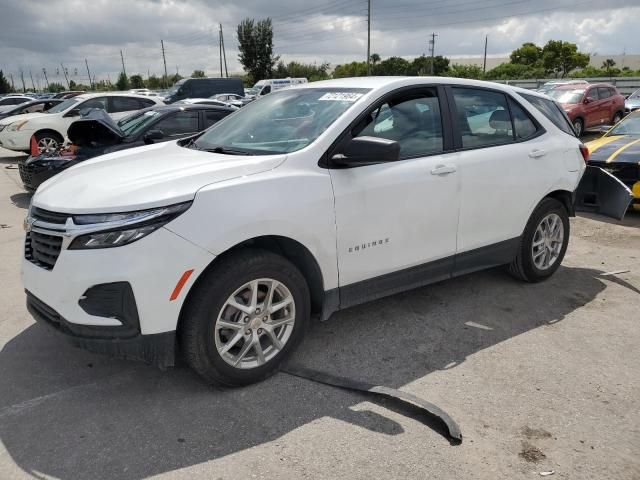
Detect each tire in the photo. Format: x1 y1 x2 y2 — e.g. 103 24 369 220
180 249 310 386
573 118 584 137
34 131 63 154
612 111 623 125
508 197 570 283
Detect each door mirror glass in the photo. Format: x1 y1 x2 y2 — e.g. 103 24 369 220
65 108 81 117
143 129 164 143
332 136 400 167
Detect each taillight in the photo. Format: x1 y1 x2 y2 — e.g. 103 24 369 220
579 144 589 164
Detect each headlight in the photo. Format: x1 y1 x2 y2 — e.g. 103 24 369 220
68 201 191 250
8 120 29 131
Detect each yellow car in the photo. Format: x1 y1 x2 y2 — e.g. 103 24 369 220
586 111 640 210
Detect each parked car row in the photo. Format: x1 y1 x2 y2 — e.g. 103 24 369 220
18 103 235 190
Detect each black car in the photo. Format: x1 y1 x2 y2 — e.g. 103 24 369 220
163 77 244 103
18 103 235 190
0 99 64 120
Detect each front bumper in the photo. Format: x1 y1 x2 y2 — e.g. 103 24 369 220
0 128 33 151
22 224 215 362
27 291 176 367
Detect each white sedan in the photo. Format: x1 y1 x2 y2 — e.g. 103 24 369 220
0 92 164 153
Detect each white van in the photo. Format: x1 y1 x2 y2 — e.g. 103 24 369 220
246 78 308 99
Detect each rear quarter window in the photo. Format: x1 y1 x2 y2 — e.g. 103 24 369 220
521 93 576 137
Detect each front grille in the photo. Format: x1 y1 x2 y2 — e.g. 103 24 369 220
25 231 63 270
18 162 37 186
31 207 69 225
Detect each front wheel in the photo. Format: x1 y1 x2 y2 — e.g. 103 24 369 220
34 131 62 154
180 249 310 386
509 198 570 283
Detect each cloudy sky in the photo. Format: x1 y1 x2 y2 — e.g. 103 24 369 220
1 0 639 88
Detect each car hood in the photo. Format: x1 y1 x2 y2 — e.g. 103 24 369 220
32 141 287 213
0 111 49 126
67 109 124 145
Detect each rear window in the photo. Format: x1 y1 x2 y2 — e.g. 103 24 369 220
521 93 576 137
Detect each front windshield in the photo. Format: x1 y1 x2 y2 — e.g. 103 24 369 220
608 113 640 136
47 98 79 113
245 86 261 96
167 79 186 97
629 89 640 99
117 110 161 136
548 89 585 104
193 87 370 155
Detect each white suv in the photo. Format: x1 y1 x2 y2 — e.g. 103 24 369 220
23 77 589 386
0 93 164 154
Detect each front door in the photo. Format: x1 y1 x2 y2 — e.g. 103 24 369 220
329 87 460 306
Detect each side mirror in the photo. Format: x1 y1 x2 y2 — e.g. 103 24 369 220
144 129 164 143
331 136 400 167
65 108 80 117
583 96 595 104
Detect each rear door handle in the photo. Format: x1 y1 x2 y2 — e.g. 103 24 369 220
529 149 547 158
430 164 457 175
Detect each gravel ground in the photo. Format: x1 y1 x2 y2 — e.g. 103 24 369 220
0 147 638 479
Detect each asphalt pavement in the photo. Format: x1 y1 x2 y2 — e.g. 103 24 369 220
1 147 639 479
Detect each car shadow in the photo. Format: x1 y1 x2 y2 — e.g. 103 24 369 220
578 209 640 229
0 266 619 479
10 192 32 209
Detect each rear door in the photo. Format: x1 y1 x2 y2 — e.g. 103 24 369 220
447 86 551 272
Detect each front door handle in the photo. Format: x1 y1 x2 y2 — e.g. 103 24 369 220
529 149 547 158
430 164 457 175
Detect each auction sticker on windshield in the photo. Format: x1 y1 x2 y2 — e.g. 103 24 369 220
318 92 364 102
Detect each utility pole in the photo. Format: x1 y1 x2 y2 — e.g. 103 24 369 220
29 70 36 91
219 25 223 78
60 62 70 88
366 0 371 75
161 40 168 88
42 68 49 90
483 35 488 74
9 73 15 91
428 32 437 75
120 50 127 77
85 59 93 90
20 71 26 92
220 24 228 78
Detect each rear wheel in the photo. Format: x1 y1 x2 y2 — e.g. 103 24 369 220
34 131 62 154
509 198 569 283
180 249 310 386
573 118 584 136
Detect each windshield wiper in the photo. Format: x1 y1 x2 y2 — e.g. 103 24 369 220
201 145 254 156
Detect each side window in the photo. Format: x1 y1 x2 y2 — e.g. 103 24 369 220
203 110 229 128
353 88 444 159
521 93 575 136
587 88 600 100
508 99 538 140
110 96 142 113
261 85 271 95
24 103 45 113
78 97 108 111
140 98 156 108
153 111 199 136
452 88 513 148
597 87 612 99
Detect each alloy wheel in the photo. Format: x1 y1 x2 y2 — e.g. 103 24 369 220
531 213 564 270
37 137 58 154
214 278 296 369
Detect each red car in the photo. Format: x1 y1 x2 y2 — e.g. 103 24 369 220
548 83 625 136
